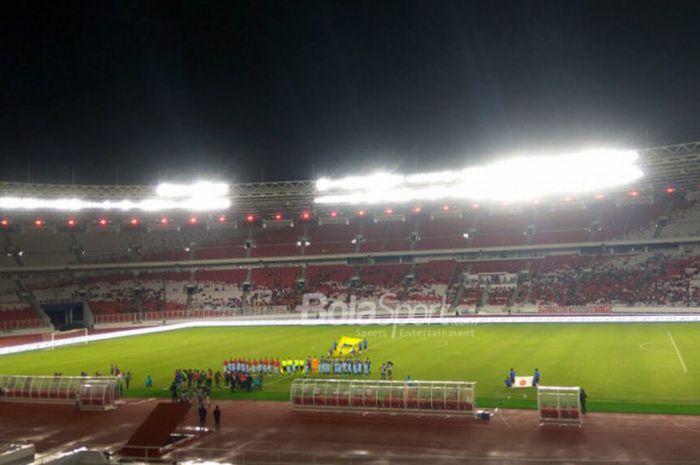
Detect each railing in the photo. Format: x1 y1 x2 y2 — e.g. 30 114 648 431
0 318 49 332
94 306 290 325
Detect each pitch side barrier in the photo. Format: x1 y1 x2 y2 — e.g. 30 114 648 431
1 314 700 356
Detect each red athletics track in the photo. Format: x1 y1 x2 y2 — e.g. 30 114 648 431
1 399 700 464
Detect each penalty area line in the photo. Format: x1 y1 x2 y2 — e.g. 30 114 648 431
667 330 688 373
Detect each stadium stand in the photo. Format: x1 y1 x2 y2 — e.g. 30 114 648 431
4 174 700 331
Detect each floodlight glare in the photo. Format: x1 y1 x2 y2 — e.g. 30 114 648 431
313 149 642 205
0 181 231 213
156 181 229 198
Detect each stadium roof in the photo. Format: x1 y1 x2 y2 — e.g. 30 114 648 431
0 140 699 216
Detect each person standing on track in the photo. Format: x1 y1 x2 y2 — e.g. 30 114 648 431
198 404 207 430
213 405 221 432
580 388 588 414
170 381 177 402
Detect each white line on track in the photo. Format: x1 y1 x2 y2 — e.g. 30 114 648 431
667 330 688 373
495 408 511 428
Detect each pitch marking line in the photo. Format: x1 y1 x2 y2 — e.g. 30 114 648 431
667 330 688 373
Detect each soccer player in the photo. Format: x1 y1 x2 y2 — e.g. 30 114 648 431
509 368 515 384
533 368 540 386
505 377 512 388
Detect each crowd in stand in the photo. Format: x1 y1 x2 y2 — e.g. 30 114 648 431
5 251 700 326
526 254 700 306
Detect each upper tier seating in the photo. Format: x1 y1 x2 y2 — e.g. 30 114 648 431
4 198 698 269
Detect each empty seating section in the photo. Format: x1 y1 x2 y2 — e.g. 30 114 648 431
195 245 247 260
471 212 529 247
305 223 357 255
251 224 304 257
416 216 470 250
660 200 700 238
10 232 75 266
531 209 592 245
3 201 695 270
361 219 415 252
0 286 43 329
0 306 42 330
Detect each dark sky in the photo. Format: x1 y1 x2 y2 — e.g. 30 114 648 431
1 0 699 185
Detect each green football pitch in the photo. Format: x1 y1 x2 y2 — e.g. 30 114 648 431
1 323 698 414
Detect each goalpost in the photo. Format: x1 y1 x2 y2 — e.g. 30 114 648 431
41 328 89 351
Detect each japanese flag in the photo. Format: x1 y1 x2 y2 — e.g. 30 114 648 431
513 376 533 388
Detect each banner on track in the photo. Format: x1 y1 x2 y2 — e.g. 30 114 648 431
538 305 612 314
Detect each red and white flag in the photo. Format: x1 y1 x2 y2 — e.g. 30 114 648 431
513 376 533 388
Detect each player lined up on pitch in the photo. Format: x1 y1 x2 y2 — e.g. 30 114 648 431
222 356 373 377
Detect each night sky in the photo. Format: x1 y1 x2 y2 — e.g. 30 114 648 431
1 0 699 185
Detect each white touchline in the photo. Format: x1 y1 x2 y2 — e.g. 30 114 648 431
667 330 688 373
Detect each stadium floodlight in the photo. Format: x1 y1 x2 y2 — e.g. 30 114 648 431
156 181 229 198
0 197 231 212
0 181 231 212
314 149 643 205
